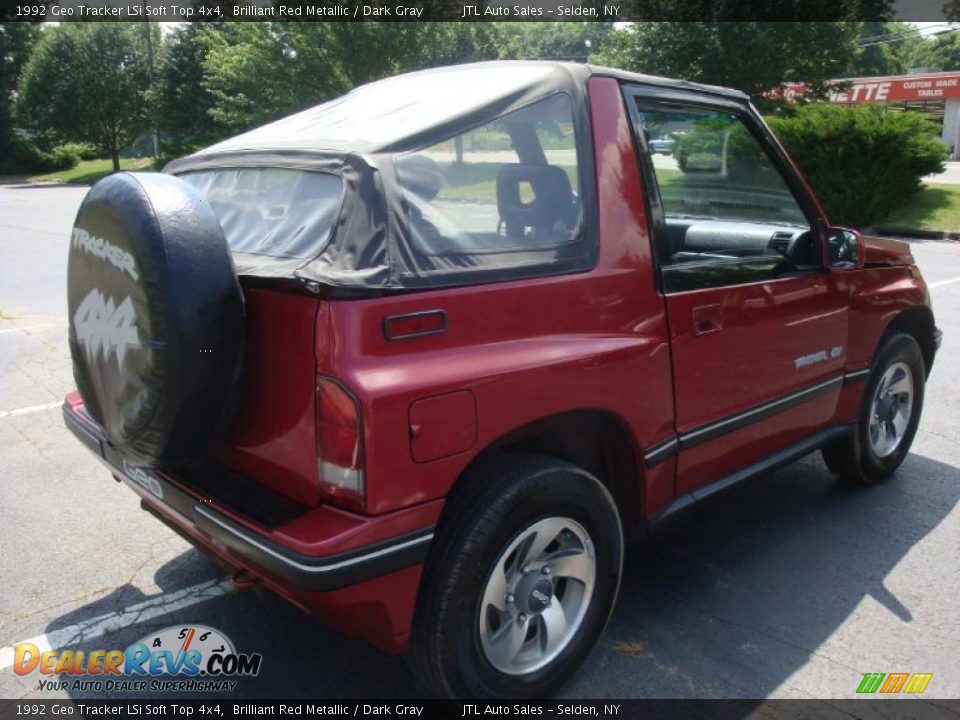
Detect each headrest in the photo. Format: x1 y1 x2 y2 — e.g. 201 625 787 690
496 164 577 241
496 164 573 209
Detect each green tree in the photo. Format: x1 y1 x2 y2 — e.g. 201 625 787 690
197 24 296 133
913 30 960 72
16 22 154 172
611 0 885 21
195 21 619 138
156 23 217 143
851 22 926 76
590 22 862 99
199 23 500 134
0 23 39 173
493 23 613 62
408 23 500 67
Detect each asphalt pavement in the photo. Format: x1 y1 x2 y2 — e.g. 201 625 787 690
927 161 960 185
1 183 958 704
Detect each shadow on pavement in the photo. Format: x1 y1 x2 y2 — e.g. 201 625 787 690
31 450 960 700
28 548 419 699
576 451 960 698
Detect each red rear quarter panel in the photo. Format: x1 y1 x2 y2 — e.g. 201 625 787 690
323 76 677 517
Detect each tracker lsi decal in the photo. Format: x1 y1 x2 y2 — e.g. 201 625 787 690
794 346 843 370
73 288 140 367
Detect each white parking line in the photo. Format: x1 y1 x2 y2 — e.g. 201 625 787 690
0 401 62 419
0 577 233 672
0 323 57 334
929 275 960 290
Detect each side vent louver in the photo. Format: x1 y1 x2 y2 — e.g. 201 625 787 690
769 231 793 255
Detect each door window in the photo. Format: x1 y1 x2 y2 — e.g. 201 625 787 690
632 102 818 291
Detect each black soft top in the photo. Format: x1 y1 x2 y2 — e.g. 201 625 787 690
165 62 749 290
168 62 746 165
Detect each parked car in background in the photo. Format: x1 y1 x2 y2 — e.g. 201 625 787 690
64 61 941 698
648 135 676 154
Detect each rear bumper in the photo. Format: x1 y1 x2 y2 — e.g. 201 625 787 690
63 403 434 593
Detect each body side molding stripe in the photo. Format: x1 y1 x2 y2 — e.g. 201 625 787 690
650 424 854 524
643 436 679 468
643 374 845 466
678 375 843 451
844 367 871 384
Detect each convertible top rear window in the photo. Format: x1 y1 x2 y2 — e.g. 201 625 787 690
182 168 343 260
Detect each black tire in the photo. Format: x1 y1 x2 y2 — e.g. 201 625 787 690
408 454 623 698
821 332 925 484
67 172 245 468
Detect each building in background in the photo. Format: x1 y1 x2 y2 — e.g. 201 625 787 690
781 72 960 159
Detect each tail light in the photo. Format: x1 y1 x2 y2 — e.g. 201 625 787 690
316 378 364 511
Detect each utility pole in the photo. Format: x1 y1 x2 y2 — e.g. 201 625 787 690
143 6 159 159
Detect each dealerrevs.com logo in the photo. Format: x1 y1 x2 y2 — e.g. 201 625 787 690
13 625 262 693
857 672 933 694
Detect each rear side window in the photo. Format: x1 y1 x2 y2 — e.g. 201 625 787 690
394 94 582 258
182 168 343 259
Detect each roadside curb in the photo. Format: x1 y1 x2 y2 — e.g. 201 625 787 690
870 227 960 241
0 180 69 189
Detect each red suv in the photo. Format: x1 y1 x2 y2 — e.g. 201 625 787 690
64 62 941 697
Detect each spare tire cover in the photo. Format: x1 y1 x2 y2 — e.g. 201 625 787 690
67 172 245 468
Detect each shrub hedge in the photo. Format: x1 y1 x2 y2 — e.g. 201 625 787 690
766 104 948 229
5 134 84 174
152 138 207 170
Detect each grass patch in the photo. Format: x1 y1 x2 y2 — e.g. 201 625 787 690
881 183 960 233
32 157 154 185
434 162 501 202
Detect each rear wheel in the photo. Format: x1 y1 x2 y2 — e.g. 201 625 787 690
478 515 596 677
409 454 623 698
822 332 925 484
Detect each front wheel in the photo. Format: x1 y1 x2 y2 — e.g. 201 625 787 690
408 454 623 698
822 332 926 484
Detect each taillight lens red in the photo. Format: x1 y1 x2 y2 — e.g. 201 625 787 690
316 378 364 511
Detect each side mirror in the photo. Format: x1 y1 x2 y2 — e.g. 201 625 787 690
825 227 865 271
